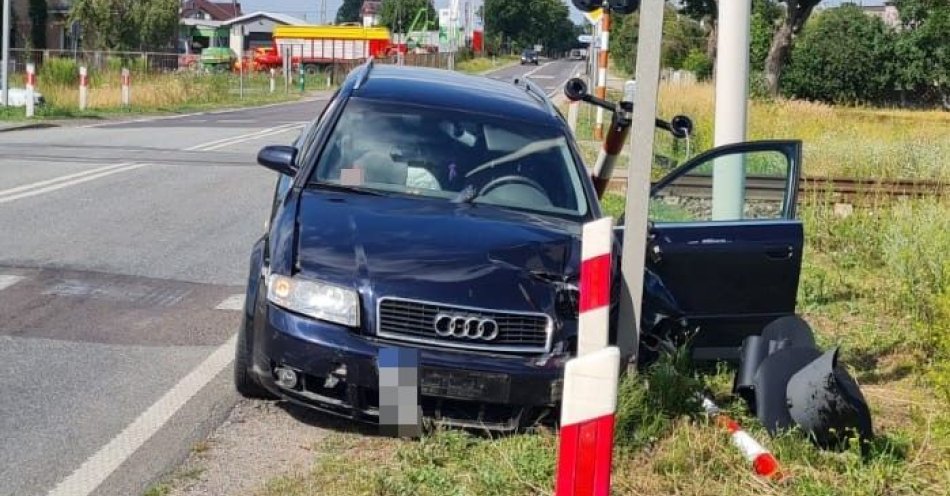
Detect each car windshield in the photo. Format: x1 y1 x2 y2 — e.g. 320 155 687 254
310 98 590 218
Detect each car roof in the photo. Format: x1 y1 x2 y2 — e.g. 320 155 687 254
351 65 563 127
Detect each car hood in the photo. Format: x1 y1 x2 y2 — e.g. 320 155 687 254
294 190 582 322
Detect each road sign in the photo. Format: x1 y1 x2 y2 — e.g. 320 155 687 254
583 8 603 25
577 34 593 44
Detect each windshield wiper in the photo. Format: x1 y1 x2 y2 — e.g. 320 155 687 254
308 182 386 196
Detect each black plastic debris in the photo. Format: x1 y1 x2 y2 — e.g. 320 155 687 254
733 315 874 451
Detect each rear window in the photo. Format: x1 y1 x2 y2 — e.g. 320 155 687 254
309 98 590 219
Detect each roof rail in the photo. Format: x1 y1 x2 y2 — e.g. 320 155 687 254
512 76 557 117
354 57 374 90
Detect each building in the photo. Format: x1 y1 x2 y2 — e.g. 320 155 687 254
180 0 243 22
223 12 308 54
861 1 900 28
361 1 382 27
7 0 73 50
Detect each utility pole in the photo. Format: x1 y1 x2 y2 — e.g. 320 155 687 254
1 0 11 106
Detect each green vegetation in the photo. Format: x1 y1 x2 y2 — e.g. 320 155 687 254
483 0 580 54
456 55 518 75
69 0 179 51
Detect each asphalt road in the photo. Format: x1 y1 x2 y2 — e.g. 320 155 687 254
0 59 583 496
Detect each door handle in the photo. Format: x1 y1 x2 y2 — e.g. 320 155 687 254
765 245 794 260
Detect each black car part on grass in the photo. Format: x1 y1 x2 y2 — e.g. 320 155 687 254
733 315 874 452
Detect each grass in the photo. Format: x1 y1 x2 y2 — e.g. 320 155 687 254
456 55 519 75
0 70 326 121
569 82 950 182
257 193 949 495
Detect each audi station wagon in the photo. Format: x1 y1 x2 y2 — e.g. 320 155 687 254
235 62 805 430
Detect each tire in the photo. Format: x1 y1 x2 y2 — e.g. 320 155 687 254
234 313 276 400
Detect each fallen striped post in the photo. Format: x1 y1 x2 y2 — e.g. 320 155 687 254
556 217 619 496
701 395 784 480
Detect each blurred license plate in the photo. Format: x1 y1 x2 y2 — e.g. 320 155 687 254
420 368 510 401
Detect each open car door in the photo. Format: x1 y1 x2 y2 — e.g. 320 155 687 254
646 140 803 360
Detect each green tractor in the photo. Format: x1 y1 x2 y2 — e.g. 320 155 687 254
200 47 237 72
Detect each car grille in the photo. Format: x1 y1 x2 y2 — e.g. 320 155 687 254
376 297 552 354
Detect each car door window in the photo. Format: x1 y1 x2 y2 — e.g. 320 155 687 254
650 149 793 223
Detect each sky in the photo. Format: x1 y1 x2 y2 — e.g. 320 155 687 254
237 0 888 26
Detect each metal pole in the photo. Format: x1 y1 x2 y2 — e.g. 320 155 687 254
617 0 666 367
1 0 11 106
711 0 751 220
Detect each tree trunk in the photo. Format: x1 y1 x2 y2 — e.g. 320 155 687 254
764 1 818 97
705 19 717 61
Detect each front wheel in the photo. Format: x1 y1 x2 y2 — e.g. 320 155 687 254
234 316 276 399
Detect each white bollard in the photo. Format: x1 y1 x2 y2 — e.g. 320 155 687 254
25 63 36 118
121 68 131 107
79 66 88 110
269 68 276 93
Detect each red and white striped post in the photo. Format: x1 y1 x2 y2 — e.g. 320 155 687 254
78 66 89 110
555 217 620 496
701 395 784 480
121 68 131 107
25 63 36 118
270 68 277 93
593 12 611 141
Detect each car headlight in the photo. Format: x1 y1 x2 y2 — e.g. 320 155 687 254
267 274 359 327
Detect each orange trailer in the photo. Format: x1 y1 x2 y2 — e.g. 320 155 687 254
254 25 393 72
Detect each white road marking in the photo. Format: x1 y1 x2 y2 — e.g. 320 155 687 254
528 75 556 79
0 162 146 205
523 62 551 78
215 294 245 311
46 334 238 496
79 97 327 129
197 124 306 152
0 275 25 291
184 122 305 152
0 163 134 199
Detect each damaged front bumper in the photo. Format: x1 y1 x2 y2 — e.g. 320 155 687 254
250 303 567 431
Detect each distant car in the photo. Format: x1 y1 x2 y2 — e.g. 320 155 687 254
235 61 807 431
520 50 539 65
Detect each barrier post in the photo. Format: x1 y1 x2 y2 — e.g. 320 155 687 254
79 66 88 110
555 217 619 496
593 12 611 141
121 68 131 107
269 68 276 93
25 63 36 117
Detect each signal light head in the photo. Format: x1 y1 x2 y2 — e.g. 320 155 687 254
571 0 640 14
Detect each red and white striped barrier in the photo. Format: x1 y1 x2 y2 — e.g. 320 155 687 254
555 217 619 496
25 63 36 118
701 395 784 480
593 13 611 141
121 68 131 107
79 66 89 111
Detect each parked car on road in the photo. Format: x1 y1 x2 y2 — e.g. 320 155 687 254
235 62 805 431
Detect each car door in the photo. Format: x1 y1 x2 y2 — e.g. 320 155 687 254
647 140 803 360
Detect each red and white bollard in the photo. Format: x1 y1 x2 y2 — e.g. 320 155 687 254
121 68 131 107
269 68 276 93
79 66 89 111
701 395 784 480
25 63 36 118
593 12 611 141
555 217 619 496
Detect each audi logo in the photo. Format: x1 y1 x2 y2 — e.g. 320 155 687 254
433 313 500 341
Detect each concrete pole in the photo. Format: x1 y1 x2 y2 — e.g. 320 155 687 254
616 0 666 367
593 13 611 141
712 0 752 220
1 0 10 106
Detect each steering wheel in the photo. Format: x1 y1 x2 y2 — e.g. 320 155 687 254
478 175 549 200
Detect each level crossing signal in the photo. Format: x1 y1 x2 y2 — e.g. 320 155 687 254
571 0 640 15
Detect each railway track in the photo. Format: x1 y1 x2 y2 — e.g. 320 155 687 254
605 173 948 203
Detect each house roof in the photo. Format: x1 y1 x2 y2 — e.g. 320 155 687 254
181 0 243 21
223 11 309 27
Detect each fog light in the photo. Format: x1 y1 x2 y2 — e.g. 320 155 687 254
274 366 298 389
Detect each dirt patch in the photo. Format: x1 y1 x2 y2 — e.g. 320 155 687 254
160 399 358 496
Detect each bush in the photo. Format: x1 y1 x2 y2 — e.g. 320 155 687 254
681 49 713 81
40 57 79 86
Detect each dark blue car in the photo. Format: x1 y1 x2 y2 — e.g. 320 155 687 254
235 62 805 430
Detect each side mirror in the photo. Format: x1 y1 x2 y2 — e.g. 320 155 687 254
670 115 694 138
608 0 641 15
257 145 298 176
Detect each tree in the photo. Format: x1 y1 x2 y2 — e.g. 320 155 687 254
378 0 437 34
893 0 950 108
70 0 177 51
29 0 48 49
763 0 821 96
484 0 575 55
679 0 717 60
749 0 782 71
781 5 895 104
336 0 363 24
